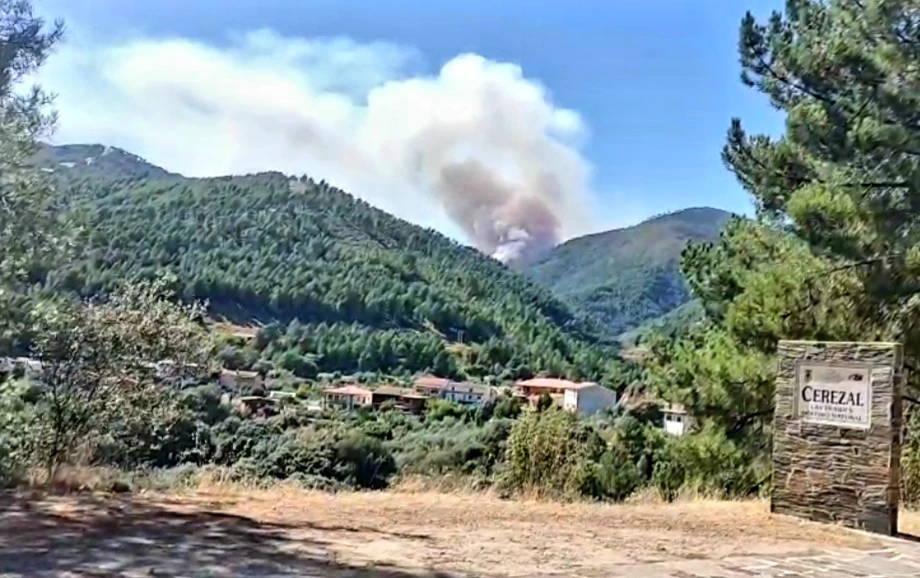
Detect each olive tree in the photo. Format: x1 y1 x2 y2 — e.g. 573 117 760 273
28 278 218 472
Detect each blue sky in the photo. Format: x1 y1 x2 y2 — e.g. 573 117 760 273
34 0 784 245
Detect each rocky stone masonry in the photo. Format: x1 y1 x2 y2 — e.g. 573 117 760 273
772 340 903 535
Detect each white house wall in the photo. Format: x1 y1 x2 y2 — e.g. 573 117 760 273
664 418 685 436
572 385 618 417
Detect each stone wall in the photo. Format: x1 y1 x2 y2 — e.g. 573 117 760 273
771 340 903 535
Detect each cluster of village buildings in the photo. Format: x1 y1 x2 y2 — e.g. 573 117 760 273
1 356 694 434
323 376 625 417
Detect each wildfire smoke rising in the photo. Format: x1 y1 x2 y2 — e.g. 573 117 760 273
40 30 594 263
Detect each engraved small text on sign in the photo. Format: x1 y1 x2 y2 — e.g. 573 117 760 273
794 363 871 429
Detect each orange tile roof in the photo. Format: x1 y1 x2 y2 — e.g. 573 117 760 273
516 378 597 390
414 375 451 388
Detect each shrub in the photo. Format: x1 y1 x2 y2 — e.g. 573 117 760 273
567 447 642 502
666 427 766 498
426 399 471 422
651 444 686 502
333 432 396 489
504 409 606 497
0 379 33 485
491 395 523 420
902 405 920 506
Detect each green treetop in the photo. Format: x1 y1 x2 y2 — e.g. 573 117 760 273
725 0 920 355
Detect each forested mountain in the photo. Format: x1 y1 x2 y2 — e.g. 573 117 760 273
28 144 631 385
523 207 731 337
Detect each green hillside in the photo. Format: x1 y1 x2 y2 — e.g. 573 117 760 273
29 144 629 384
524 207 731 337
617 300 706 347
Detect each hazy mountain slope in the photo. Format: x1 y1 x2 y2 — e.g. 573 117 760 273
524 207 732 336
34 143 175 180
30 144 627 383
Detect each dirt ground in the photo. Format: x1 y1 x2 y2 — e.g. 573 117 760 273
1 485 918 577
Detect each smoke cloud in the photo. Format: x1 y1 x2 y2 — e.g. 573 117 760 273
37 29 594 263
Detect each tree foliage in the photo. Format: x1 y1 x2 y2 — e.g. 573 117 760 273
725 0 920 355
0 0 223 481
0 1 65 346
642 0 920 501
27 278 217 471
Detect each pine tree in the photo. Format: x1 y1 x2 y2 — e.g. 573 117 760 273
724 0 920 355
0 0 65 282
0 0 65 350
648 0 920 498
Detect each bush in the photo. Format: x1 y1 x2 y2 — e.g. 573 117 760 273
333 432 396 489
504 409 607 497
902 405 920 506
651 444 686 502
426 399 471 422
665 427 766 498
491 395 523 420
391 417 511 479
568 447 642 502
607 414 666 481
208 420 398 490
92 405 213 470
0 379 33 485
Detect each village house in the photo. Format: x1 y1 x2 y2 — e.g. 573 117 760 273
662 403 694 436
618 390 696 437
515 377 566 409
323 385 373 410
414 375 451 397
444 381 493 405
515 377 618 417
267 390 296 401
563 382 619 417
371 385 427 414
412 375 493 406
3 357 44 378
219 369 263 392
13 357 43 378
233 395 279 418
516 377 575 398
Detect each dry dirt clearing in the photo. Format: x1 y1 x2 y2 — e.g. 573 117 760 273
1 486 920 577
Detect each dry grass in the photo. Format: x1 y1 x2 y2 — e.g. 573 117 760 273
10 469 920 576
117 476 910 576
901 508 920 536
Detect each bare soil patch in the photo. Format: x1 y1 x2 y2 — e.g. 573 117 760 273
0 485 917 577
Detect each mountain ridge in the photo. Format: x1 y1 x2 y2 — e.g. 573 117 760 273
523 206 732 337
34 143 176 179
34 143 728 346
25 143 629 384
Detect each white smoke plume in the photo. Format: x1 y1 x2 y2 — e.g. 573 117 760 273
38 30 594 264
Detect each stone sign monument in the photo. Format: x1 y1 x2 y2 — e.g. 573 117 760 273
771 340 903 535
